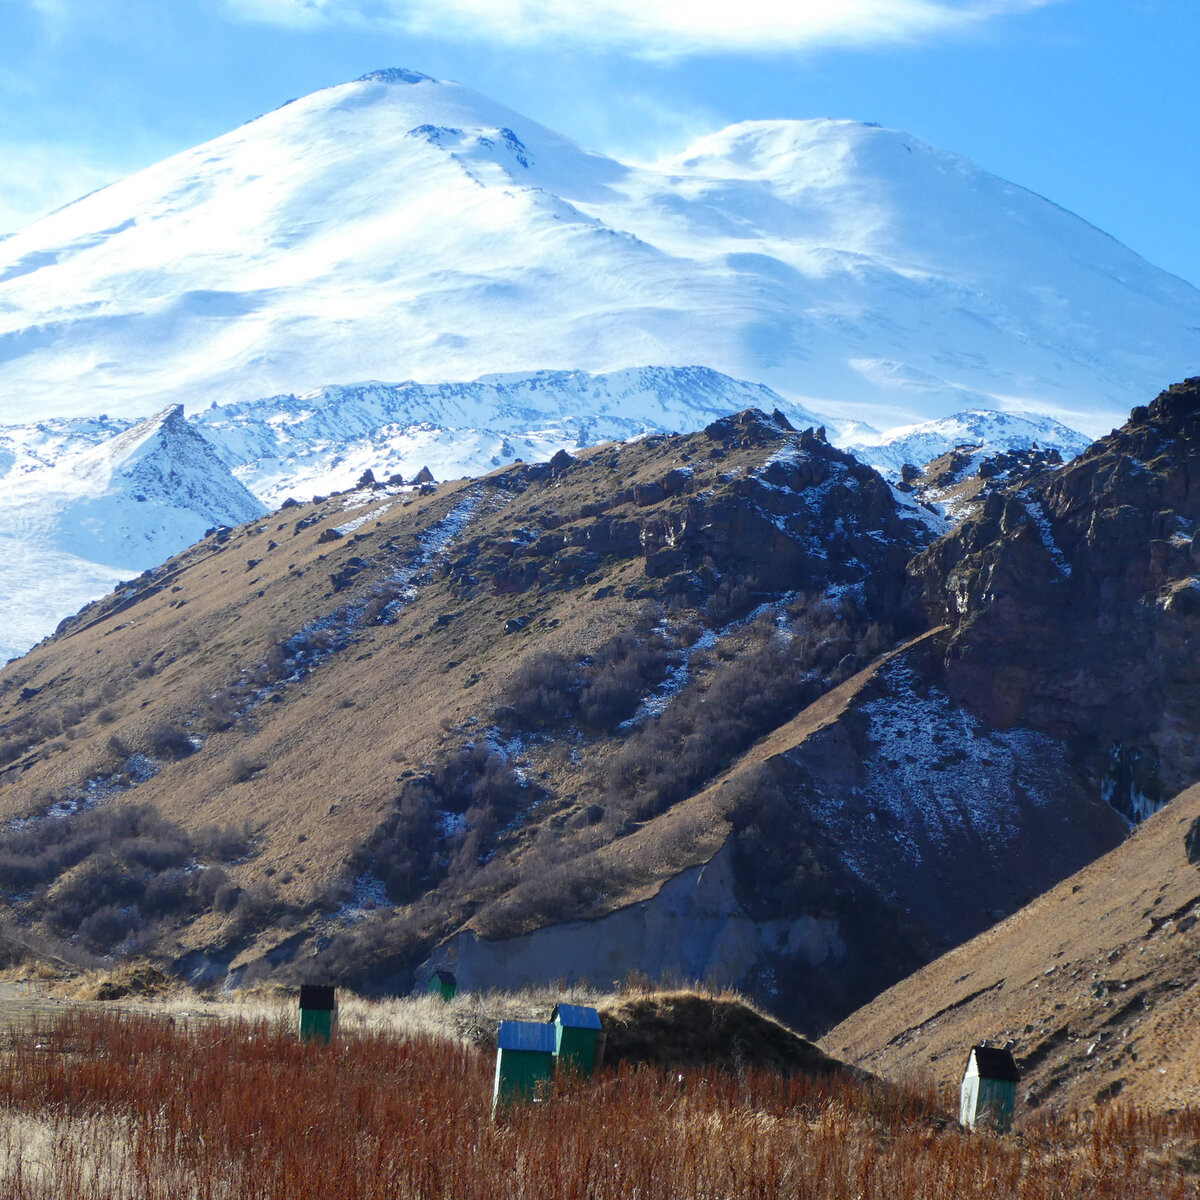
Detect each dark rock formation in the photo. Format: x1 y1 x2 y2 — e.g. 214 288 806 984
912 377 1200 816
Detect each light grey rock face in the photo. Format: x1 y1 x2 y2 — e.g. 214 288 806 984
425 839 845 995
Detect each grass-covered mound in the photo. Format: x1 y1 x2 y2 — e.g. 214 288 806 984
598 987 861 1078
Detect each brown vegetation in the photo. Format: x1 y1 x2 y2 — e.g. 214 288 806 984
0 1007 1197 1198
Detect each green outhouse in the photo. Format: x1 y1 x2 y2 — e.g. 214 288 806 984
959 1045 1020 1133
550 1003 602 1076
298 984 337 1044
493 1021 556 1113
428 970 458 1002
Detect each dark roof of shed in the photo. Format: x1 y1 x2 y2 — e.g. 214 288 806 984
498 1021 557 1053
968 1045 1020 1083
299 984 336 1010
551 1003 602 1030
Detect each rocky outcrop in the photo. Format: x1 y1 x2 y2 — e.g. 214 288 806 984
912 378 1200 815
452 411 941 619
424 840 848 1010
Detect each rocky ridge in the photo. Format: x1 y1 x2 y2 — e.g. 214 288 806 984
912 377 1200 819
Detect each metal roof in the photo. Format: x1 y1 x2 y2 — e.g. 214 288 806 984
497 1021 557 1053
967 1045 1020 1083
551 1004 602 1030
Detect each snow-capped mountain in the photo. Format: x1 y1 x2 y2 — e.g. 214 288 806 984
1 69 1196 438
0 406 264 662
193 366 824 503
840 410 1092 480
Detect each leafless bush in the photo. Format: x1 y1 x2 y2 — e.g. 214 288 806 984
144 721 194 760
230 754 267 783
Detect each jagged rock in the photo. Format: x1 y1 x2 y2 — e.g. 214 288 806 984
548 449 575 471
413 465 436 485
912 376 1200 813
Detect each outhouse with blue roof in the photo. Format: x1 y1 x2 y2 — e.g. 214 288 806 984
493 1020 556 1112
550 1003 602 1076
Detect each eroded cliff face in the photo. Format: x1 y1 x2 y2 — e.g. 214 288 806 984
912 378 1200 818
426 841 846 1003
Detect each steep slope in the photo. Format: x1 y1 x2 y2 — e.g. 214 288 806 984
822 778 1200 1113
0 406 264 662
910 377 1200 819
0 70 1195 434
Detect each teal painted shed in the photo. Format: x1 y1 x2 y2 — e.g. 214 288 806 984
428 970 458 1002
493 1021 556 1113
298 984 337 1044
960 1045 1020 1133
550 1003 602 1076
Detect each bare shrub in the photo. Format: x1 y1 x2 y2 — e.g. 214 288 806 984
0 804 260 954
358 745 539 906
201 689 239 732
230 754 267 783
144 722 194 760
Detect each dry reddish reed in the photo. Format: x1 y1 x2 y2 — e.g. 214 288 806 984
0 1010 1195 1199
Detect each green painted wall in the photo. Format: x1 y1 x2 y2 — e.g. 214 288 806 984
554 1024 598 1076
299 1007 334 1044
493 1048 554 1111
961 1076 1016 1132
428 976 457 1002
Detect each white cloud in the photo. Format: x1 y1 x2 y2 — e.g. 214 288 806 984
221 0 1059 56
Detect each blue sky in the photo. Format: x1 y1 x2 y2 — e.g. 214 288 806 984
1 0 1197 287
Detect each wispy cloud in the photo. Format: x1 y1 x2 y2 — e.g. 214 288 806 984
221 0 1059 56
0 142 125 236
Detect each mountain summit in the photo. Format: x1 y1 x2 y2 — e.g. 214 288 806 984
0 69 1195 434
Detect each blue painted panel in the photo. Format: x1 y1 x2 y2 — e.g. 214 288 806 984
498 1020 557 1052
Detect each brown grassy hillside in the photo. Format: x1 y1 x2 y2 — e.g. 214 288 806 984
0 411 939 1011
822 779 1200 1112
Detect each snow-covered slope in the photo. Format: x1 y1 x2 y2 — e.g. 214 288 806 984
840 410 1092 480
0 406 264 662
1 69 1196 437
193 366 824 503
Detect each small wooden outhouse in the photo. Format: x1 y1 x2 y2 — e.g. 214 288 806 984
493 1021 556 1113
550 1003 602 1076
960 1045 1020 1133
298 984 337 1044
428 970 458 1002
